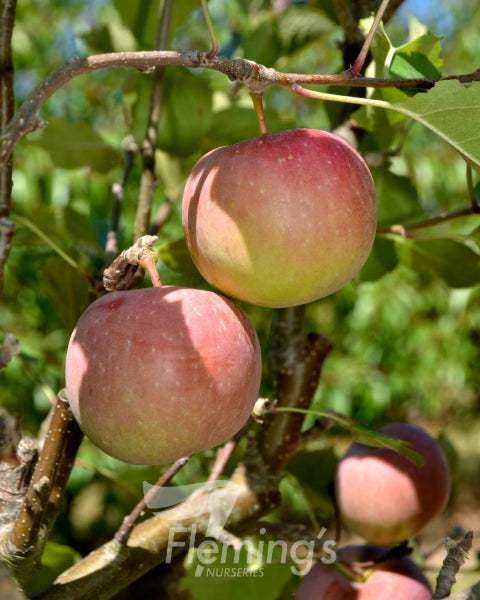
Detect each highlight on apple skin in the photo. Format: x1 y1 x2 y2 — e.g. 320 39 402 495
296 544 432 600
335 422 451 545
182 128 377 308
64 286 262 465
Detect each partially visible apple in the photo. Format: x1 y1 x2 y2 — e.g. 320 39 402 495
182 128 377 308
335 422 450 545
296 544 431 600
64 286 262 465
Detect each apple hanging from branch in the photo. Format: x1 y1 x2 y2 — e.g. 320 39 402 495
182 128 377 308
64 286 262 465
296 544 432 600
335 422 451 545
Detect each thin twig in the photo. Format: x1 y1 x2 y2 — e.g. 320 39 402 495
348 0 390 77
432 531 474 600
0 333 20 370
114 456 190 545
205 422 250 485
133 0 173 242
1 49 479 169
376 206 477 236
34 462 278 600
0 0 17 293
147 197 174 236
105 136 138 266
334 0 361 47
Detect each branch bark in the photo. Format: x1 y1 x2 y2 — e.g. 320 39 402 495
0 0 17 293
1 49 479 169
433 532 474 600
30 307 331 599
4 395 83 585
260 307 332 471
33 462 277 600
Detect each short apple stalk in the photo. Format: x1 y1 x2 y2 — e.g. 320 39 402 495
250 92 269 136
139 252 162 288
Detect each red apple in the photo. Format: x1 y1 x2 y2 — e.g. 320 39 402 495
335 422 450 545
296 545 431 600
182 128 377 308
64 286 262 465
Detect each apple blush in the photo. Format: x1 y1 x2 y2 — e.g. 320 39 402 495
182 128 377 308
64 286 262 465
335 422 450 545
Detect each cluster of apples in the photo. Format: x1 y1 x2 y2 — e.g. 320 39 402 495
64 128 377 465
64 128 449 595
296 422 450 599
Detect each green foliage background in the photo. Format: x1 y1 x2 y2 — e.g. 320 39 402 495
2 1 480 596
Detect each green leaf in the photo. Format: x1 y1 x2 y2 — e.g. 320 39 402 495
113 0 156 48
359 237 398 282
12 212 92 277
277 6 331 55
114 0 198 48
394 25 443 73
343 81 480 170
372 165 423 226
272 408 424 467
393 80 480 170
158 68 213 157
383 47 442 102
159 237 200 276
390 52 441 81
286 448 338 499
394 237 480 288
36 119 120 172
169 0 200 40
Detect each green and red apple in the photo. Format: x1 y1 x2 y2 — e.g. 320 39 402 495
296 544 431 600
182 128 377 308
64 286 262 465
335 422 450 545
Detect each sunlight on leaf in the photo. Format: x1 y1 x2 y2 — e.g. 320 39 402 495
393 80 480 171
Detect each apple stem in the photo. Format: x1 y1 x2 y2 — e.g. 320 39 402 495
200 0 219 59
139 252 162 288
250 92 269 136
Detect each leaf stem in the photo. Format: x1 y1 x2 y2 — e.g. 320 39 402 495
200 0 218 59
12 213 96 289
